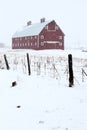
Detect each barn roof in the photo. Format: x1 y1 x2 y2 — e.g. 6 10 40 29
12 20 52 38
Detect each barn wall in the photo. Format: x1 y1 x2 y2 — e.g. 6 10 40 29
39 21 64 50
12 20 64 50
12 36 39 49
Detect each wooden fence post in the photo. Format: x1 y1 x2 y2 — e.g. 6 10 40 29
68 54 74 87
26 53 31 75
4 54 10 70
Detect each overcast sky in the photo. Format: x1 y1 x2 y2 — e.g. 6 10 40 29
0 0 87 48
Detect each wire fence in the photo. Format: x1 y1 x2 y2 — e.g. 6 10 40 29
0 52 87 85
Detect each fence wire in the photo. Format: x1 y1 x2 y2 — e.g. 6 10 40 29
0 52 87 85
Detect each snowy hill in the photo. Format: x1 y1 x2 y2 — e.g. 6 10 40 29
0 48 87 130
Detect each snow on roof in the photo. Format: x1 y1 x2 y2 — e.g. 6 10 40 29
12 20 52 38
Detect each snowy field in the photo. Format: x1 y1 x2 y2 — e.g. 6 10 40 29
0 48 87 130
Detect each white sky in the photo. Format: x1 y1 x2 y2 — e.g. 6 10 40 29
0 0 87 48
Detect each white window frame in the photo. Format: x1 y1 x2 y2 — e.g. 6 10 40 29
28 43 30 46
31 42 32 46
55 25 59 30
41 35 44 39
59 42 62 46
45 25 48 30
41 42 44 46
59 36 62 40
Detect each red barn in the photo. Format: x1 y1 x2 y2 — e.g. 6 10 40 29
12 18 65 50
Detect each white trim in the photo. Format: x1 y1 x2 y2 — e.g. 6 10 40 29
47 29 56 32
37 35 39 48
41 42 44 46
43 41 62 44
40 35 44 39
59 36 62 39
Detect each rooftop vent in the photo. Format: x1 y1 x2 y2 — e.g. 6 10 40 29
27 21 32 26
40 18 45 23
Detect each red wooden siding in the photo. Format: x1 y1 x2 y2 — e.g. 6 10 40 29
12 20 65 50
39 21 64 50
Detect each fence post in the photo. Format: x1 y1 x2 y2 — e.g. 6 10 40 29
68 54 74 87
4 54 10 70
26 53 31 75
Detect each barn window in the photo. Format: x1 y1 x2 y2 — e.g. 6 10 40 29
41 42 44 46
59 36 62 39
45 25 48 30
31 42 32 46
55 25 59 30
41 35 44 39
59 42 62 46
28 43 30 46
35 42 37 46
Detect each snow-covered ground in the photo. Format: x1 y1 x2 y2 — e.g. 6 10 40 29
0 48 87 130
